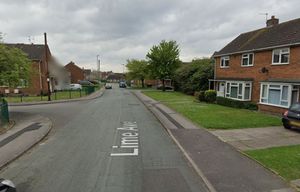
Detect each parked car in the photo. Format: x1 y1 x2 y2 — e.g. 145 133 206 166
69 84 82 90
156 84 173 90
282 102 300 129
78 80 94 86
119 81 126 88
0 178 16 192
105 84 112 89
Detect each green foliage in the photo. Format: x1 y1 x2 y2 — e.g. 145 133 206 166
216 96 258 110
194 91 206 102
126 59 149 87
143 91 281 129
0 44 31 88
204 90 216 103
174 58 213 94
146 40 180 91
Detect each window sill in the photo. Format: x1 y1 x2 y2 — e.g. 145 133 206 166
220 66 229 69
225 96 251 102
241 65 254 67
271 63 289 66
259 102 289 109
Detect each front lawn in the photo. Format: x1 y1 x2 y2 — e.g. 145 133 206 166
246 145 300 181
142 91 281 129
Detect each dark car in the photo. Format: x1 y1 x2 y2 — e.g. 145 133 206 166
78 80 94 86
282 102 300 129
119 82 126 88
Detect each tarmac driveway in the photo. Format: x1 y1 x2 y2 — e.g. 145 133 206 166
210 126 300 150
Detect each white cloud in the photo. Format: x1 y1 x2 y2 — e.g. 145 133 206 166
1 0 299 72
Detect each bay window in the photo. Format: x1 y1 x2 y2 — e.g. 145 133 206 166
225 81 252 101
260 83 291 107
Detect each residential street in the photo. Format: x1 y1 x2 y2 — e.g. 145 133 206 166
0 84 208 192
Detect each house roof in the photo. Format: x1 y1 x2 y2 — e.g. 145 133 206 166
65 61 84 72
5 43 47 60
214 18 300 57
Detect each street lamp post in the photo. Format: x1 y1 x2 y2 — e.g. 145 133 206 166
44 33 51 101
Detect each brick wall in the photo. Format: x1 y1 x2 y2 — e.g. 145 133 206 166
215 46 300 113
65 63 84 83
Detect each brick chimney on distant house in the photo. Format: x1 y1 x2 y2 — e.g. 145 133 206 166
266 15 279 27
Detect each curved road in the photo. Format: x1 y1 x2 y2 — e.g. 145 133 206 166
0 84 208 192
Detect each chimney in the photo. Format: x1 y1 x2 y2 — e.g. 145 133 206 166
266 15 279 27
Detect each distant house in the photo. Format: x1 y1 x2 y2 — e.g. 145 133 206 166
84 69 92 80
1 43 70 95
211 16 300 114
64 61 85 83
107 73 125 82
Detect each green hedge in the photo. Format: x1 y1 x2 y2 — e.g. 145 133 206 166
205 90 216 103
216 96 258 110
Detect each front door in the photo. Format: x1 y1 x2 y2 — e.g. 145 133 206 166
292 86 300 104
217 82 225 97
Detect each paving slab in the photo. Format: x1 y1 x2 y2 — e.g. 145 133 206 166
211 127 300 150
0 113 52 169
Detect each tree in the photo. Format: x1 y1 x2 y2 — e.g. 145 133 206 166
174 58 214 95
126 59 149 88
0 44 31 88
146 40 180 91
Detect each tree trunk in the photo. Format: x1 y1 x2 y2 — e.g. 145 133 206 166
162 79 166 92
141 79 145 88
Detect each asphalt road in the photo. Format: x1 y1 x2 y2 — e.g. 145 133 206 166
0 84 208 192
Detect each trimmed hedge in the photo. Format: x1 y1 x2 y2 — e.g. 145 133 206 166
216 96 258 110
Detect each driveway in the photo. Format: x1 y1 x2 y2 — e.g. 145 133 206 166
210 126 300 150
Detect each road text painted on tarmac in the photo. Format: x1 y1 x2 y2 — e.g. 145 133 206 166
111 121 139 156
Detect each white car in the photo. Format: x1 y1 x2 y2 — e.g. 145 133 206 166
69 84 82 90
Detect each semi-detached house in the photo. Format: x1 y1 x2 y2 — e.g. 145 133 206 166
211 16 300 114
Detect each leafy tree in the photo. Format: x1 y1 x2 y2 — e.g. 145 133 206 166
126 59 149 88
0 44 31 88
146 40 180 91
174 58 214 95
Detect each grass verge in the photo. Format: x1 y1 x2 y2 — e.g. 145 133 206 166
142 90 281 129
246 145 300 181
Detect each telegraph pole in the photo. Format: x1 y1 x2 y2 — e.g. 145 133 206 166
44 33 51 101
97 55 100 81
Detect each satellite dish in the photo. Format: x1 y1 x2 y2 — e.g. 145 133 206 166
261 67 269 73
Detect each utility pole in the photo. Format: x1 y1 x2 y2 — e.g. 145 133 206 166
44 33 51 101
97 55 100 81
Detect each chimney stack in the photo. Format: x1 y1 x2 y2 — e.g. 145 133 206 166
266 15 279 27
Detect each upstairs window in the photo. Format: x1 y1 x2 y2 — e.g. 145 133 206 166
220 56 229 68
241 53 254 66
272 48 290 65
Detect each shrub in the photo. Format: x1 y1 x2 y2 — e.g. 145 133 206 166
204 90 216 103
194 91 206 102
216 96 258 110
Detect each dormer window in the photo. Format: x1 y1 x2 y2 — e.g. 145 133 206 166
220 56 229 68
272 48 290 65
241 53 254 66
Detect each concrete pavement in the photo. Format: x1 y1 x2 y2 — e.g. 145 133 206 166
135 91 295 192
210 126 300 150
0 112 52 169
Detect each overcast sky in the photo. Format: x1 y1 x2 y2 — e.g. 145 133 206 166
1 0 299 72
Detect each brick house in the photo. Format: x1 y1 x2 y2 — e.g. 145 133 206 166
1 43 69 95
211 16 300 114
64 61 85 83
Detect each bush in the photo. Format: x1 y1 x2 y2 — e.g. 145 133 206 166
204 90 216 103
194 91 206 102
216 96 258 110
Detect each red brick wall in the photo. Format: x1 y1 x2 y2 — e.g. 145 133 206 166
65 63 84 83
215 46 300 113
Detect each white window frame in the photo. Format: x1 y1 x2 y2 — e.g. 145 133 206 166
260 83 292 108
225 81 252 101
220 56 230 68
241 53 254 67
272 48 290 65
